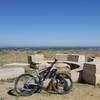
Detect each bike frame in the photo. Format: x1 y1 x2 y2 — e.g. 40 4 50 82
24 59 58 88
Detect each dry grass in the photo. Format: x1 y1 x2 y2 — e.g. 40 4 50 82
0 49 100 67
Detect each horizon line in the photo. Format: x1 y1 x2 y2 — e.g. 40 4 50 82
0 46 100 48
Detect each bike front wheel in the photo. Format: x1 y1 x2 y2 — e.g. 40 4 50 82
15 74 39 96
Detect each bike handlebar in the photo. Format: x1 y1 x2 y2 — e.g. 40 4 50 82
54 58 58 62
50 58 58 67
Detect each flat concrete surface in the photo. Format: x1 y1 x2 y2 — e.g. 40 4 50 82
3 63 30 68
0 67 25 80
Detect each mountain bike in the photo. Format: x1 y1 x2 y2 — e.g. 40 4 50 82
15 59 73 96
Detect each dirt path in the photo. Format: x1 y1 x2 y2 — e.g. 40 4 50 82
0 82 17 100
18 84 100 100
0 82 100 100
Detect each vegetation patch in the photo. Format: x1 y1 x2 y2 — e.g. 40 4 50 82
0 78 15 83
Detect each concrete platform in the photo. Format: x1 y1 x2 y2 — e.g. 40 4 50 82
3 63 30 68
0 67 25 80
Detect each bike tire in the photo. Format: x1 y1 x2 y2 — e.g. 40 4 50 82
52 72 73 94
15 73 39 96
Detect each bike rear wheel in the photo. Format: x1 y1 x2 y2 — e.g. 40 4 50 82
52 72 73 94
15 74 39 96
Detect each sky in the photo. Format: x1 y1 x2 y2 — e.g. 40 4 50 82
0 0 100 47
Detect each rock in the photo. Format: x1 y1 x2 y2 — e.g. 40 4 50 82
93 58 100 62
82 62 100 85
56 54 85 70
71 70 82 82
28 54 44 63
56 63 71 73
83 62 100 75
3 63 30 68
42 79 51 90
71 70 79 82
87 56 95 62
0 67 25 80
56 54 68 61
87 57 100 62
67 54 85 63
82 72 100 85
3 63 30 71
56 54 86 63
24 65 31 71
36 61 50 69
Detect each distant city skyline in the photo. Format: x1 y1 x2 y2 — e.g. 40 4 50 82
0 0 100 47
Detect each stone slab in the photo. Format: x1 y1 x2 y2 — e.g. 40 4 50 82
28 54 44 63
0 67 25 80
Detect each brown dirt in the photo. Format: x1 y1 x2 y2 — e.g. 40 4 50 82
0 82 16 100
0 82 100 100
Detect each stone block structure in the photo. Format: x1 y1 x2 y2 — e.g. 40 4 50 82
82 62 100 85
28 54 44 63
28 54 50 69
67 54 85 63
56 54 68 61
56 54 85 63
